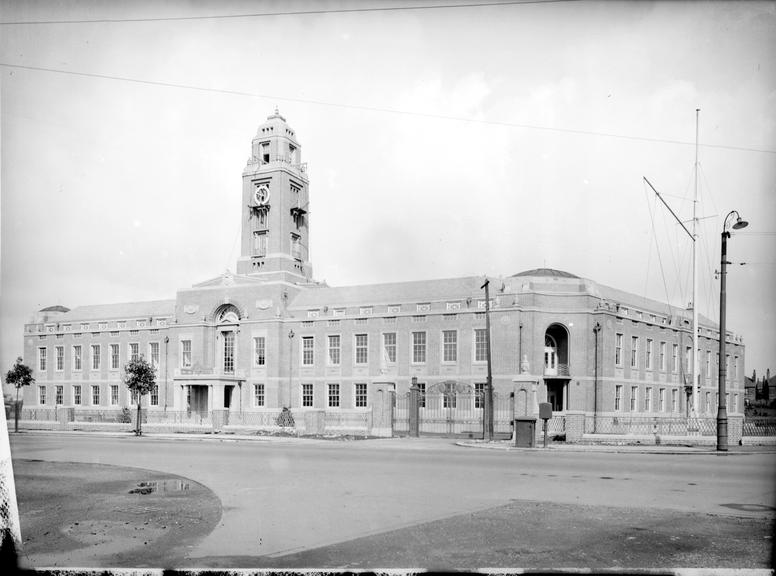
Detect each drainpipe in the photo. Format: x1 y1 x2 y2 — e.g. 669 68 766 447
593 322 601 433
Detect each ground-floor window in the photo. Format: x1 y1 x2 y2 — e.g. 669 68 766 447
39 386 46 405
475 383 485 409
254 384 265 407
328 383 340 408
150 385 159 406
111 385 119 405
354 383 367 407
92 385 101 406
644 387 652 412
302 383 313 407
614 385 622 411
630 386 638 411
55 386 63 405
73 385 81 405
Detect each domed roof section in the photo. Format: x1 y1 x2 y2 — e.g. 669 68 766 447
39 305 70 313
511 268 579 279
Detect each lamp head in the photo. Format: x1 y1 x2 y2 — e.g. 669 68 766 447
732 217 748 230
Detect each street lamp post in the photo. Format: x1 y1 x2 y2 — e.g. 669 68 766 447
717 210 748 452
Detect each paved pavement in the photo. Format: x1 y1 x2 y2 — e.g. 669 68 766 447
9 431 776 569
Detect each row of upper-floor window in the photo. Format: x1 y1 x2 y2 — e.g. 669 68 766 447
302 301 494 320
30 319 169 334
614 334 741 378
37 342 161 372
613 384 740 414
615 311 744 344
37 383 159 406
177 330 491 371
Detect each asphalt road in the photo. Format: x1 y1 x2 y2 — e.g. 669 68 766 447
9 433 776 569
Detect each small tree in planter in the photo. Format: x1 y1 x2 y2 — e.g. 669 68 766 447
5 357 34 433
123 356 156 436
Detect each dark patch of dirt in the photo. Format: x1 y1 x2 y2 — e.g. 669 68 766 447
13 459 222 568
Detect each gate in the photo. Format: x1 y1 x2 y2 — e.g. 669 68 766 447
394 382 493 438
420 382 483 437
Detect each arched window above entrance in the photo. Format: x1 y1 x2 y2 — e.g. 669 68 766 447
216 305 241 325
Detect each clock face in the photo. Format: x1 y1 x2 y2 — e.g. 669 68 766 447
253 185 270 206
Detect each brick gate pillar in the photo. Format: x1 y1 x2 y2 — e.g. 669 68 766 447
409 377 420 437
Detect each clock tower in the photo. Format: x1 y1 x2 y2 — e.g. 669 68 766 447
236 109 313 282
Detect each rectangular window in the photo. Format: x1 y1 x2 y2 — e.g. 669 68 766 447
110 385 119 406
417 381 426 408
734 355 739 379
38 347 47 371
383 333 396 364
671 389 678 413
253 231 267 257
443 391 457 409
328 383 340 408
615 385 623 411
254 337 266 366
659 388 666 412
354 383 368 407
442 330 457 363
685 347 692 372
223 331 235 374
111 343 120 370
91 344 101 370
474 328 488 362
646 339 653 369
615 334 623 366
725 354 730 376
475 383 485 409
302 383 313 407
181 340 192 368
291 234 301 260
150 342 160 369
706 391 711 413
56 346 64 371
130 342 139 362
246 383 261 407
412 332 426 364
631 337 638 368
630 386 638 411
92 385 101 406
355 334 368 364
73 385 81 405
150 385 159 406
55 385 63 405
672 344 678 372
645 387 652 412
327 335 341 366
659 342 666 371
39 386 46 405
302 336 314 365
72 345 82 371
733 394 738 413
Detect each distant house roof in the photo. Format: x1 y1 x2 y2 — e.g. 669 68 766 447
511 268 580 279
39 305 70 313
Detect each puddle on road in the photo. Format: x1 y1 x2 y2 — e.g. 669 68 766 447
128 479 191 495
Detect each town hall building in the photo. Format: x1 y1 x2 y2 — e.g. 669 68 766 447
20 110 747 441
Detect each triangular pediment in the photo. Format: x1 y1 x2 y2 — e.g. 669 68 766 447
191 270 270 288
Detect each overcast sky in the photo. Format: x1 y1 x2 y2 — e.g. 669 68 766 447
2 0 775 383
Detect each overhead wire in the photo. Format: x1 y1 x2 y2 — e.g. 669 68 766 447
0 0 580 25
1 62 774 155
